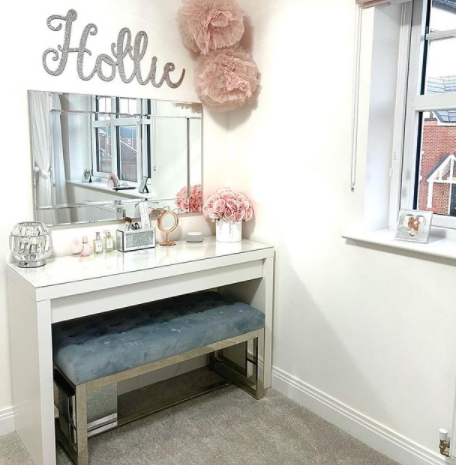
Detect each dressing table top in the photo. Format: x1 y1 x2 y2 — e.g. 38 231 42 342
6 237 273 297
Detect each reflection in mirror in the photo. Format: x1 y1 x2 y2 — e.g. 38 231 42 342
28 91 203 226
161 212 178 230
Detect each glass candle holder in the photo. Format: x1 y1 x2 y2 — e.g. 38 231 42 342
10 222 53 268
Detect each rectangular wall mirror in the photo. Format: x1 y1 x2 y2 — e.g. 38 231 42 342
28 90 203 226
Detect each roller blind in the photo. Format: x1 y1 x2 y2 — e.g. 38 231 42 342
357 0 411 8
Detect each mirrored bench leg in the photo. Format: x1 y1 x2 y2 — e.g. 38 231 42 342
209 333 265 400
75 384 89 465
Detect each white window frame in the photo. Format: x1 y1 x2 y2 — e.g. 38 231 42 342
91 97 144 185
390 0 456 229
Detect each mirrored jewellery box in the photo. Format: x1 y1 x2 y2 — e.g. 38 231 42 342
28 90 203 227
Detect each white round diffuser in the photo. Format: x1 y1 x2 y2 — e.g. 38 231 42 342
186 232 204 243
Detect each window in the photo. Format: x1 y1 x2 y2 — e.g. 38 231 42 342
95 126 112 174
399 0 456 228
92 97 146 184
118 125 138 182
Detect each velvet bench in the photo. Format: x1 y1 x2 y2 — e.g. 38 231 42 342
52 291 266 465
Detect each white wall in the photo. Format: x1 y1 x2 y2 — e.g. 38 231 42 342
227 0 456 463
0 0 228 415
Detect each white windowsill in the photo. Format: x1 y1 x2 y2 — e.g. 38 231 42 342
67 180 151 199
342 228 456 262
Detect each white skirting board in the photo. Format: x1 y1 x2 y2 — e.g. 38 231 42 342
272 367 446 465
0 364 446 464
0 407 15 436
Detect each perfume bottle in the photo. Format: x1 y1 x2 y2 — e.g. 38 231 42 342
93 232 103 254
104 230 114 252
81 236 93 257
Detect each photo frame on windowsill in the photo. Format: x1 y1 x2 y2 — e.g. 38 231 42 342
82 169 92 183
138 176 149 194
395 209 434 244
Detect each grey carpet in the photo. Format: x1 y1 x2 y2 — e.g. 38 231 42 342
0 385 398 465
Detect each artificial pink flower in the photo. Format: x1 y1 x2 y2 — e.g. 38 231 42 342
222 191 235 201
203 206 212 217
236 194 249 210
224 207 235 221
225 198 238 211
177 0 245 55
234 209 245 223
195 45 260 112
212 199 226 214
244 206 254 222
210 208 223 220
176 184 203 213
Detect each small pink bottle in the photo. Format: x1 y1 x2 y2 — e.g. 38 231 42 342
80 236 93 257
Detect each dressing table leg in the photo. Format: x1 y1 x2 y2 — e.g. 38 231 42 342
7 283 56 465
260 256 274 390
255 333 265 399
75 384 89 465
217 256 274 390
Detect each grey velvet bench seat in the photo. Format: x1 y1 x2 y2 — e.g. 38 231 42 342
52 291 266 465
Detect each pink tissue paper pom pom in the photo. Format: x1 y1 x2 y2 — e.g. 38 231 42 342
203 188 253 223
177 0 245 55
195 46 259 112
176 184 203 213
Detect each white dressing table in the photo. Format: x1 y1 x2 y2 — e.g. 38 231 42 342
6 237 274 465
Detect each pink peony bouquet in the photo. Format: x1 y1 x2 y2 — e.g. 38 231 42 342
176 184 203 213
203 188 253 223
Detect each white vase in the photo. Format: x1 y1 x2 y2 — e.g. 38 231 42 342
216 221 242 243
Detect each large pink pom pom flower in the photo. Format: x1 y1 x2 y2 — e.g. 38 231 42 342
195 46 259 112
176 184 203 213
177 0 244 55
203 188 253 223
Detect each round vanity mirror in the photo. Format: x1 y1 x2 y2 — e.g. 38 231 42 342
157 211 179 247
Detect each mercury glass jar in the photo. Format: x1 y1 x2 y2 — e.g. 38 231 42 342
9 222 53 268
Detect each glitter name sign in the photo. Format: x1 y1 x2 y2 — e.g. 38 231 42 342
42 10 185 88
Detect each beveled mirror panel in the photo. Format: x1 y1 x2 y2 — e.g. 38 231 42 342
28 91 203 226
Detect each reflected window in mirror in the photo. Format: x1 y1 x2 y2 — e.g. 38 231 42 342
28 91 203 226
92 96 144 185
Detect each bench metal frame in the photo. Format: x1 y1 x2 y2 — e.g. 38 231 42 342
54 328 265 465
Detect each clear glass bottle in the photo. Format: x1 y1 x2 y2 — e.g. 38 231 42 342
81 236 93 257
104 230 114 252
93 232 103 254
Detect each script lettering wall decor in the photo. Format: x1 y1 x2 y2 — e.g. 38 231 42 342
43 9 185 88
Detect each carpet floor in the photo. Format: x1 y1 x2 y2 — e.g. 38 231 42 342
0 385 398 465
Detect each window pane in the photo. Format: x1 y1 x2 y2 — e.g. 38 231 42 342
424 2 456 94
119 125 137 182
430 0 456 30
97 126 112 174
97 97 105 113
105 98 112 113
425 39 456 94
96 97 112 121
119 98 137 115
416 111 456 216
119 98 129 115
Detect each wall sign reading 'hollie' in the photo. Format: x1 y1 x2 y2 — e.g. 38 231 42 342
42 9 185 88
